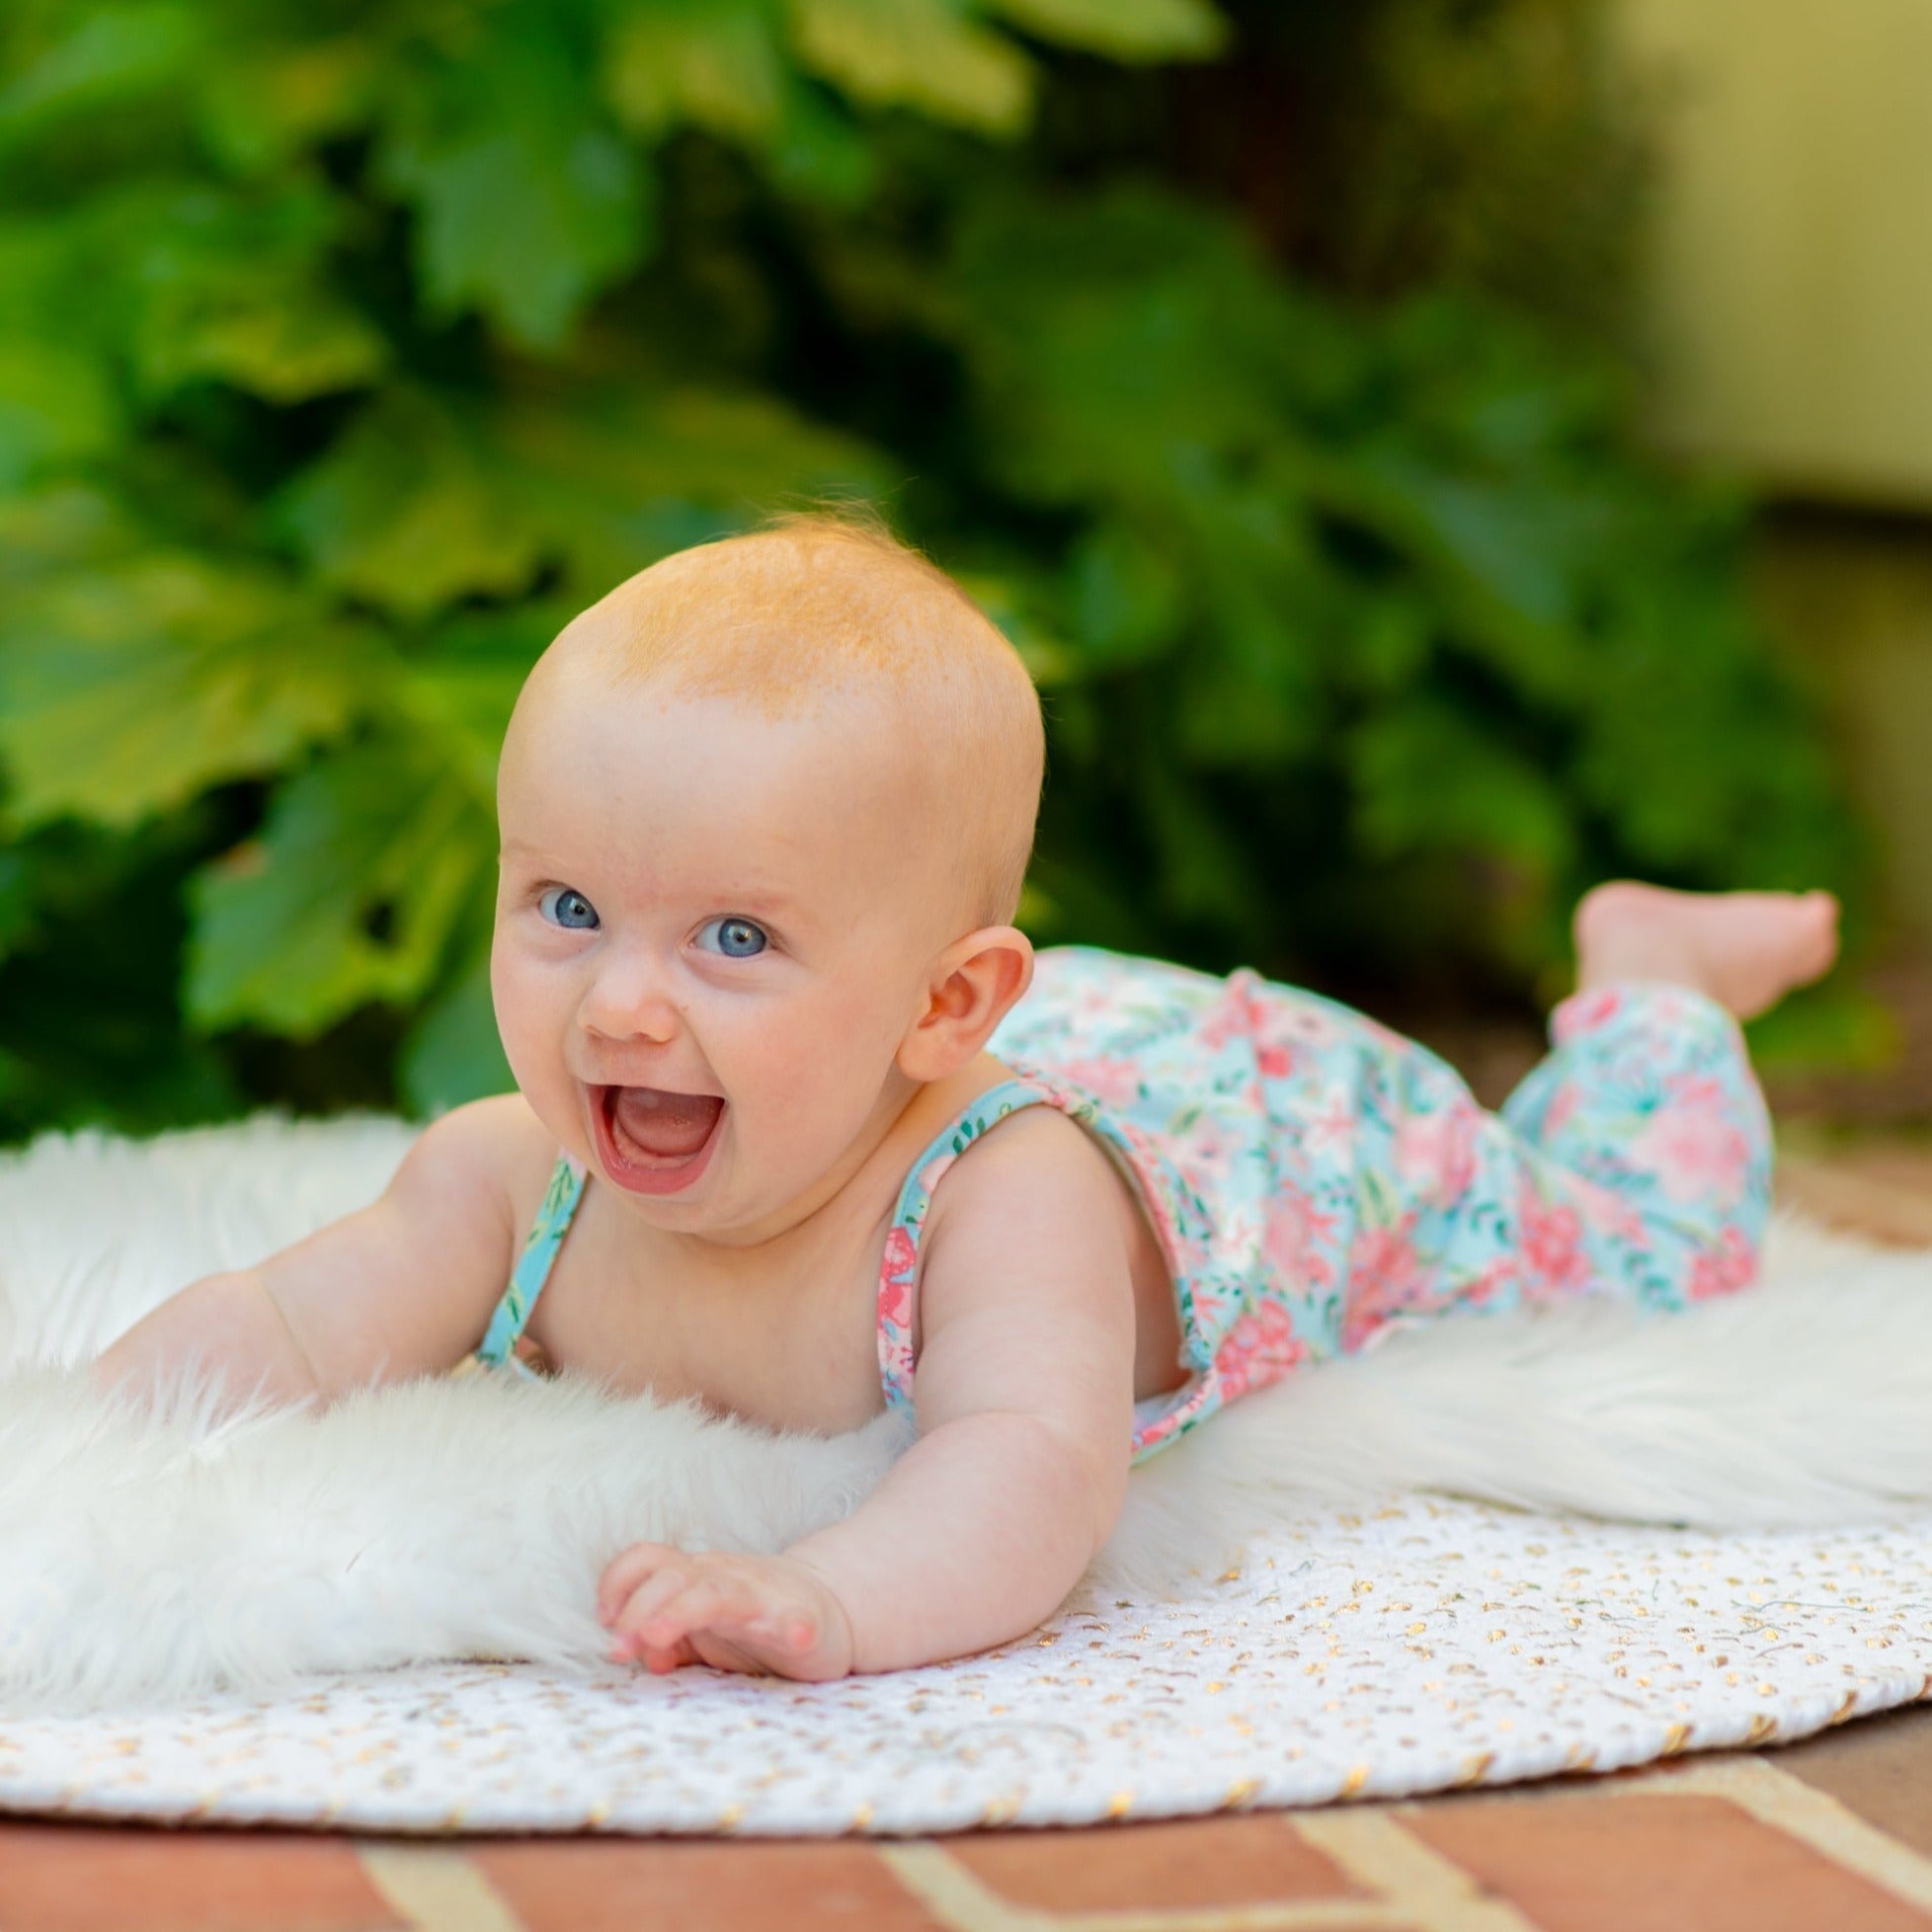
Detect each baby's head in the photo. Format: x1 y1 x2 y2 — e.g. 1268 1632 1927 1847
490 512 1045 1237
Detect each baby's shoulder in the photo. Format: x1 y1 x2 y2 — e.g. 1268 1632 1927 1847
917 1098 1143 1343
408 1091 562 1248
926 1097 1133 1250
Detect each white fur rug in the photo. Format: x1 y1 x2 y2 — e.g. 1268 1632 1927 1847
1 1111 1931 1832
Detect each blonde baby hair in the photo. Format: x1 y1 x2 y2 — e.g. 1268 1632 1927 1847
550 507 1044 928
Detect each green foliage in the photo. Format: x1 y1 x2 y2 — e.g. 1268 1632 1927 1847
928 191 1853 988
0 0 1861 1142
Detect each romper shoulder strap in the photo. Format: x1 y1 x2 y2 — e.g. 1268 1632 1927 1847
875 1078 1050 1420
476 1153 589 1369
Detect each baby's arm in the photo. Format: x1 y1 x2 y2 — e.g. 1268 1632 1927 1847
599 1109 1138 1677
92 1096 524 1409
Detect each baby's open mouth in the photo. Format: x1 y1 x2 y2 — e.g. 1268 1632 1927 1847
603 1085 725 1164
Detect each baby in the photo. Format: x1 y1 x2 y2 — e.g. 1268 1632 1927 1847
97 514 1840 1682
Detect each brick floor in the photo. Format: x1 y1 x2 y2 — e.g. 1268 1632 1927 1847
472 1839 948 1932
1409 1791 1932 1932
946 1811 1360 1910
1776 1702 1932 1860
0 1825 401 1932
2 1138 1930 1931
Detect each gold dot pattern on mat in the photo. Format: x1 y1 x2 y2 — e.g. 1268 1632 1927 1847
1 1496 1930 1834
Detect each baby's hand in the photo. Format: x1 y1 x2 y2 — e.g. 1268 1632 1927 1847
596 1543 856 1681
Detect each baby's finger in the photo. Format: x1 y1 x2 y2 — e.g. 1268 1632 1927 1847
608 1570 706 1658
597 1543 684 1624
683 1583 821 1667
628 1572 747 1649
637 1635 702 1675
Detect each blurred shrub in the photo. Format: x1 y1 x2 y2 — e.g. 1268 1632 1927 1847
0 0 1858 1140
1156 0 1659 338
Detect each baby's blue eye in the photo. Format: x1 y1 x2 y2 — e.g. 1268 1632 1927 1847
537 886 599 930
696 916 768 958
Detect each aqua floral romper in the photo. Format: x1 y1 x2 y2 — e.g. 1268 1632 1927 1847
476 946 1773 1464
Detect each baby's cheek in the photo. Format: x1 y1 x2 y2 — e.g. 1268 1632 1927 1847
718 978 906 1156
735 1044 871 1175
491 992 546 1095
491 954 576 1123
488 948 535 1056
725 1008 832 1103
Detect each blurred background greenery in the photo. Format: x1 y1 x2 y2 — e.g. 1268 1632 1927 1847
0 0 1904 1145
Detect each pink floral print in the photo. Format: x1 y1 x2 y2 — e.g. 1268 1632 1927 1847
1340 1219 1427 1350
865 947 1774 1464
1690 1224 1758 1300
1517 1189 1593 1300
1215 1301 1312 1402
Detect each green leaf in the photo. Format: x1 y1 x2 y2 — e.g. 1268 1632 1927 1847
0 220 81 333
949 187 1303 503
1066 520 1185 669
396 604 570 795
1176 662 1310 767
764 79 878 204
0 181 388 407
1138 761 1252 926
0 337 119 488
1744 980 1897 1077
0 966 241 1143
186 734 493 1038
0 807 248 1140
0 847 34 958
0 482 143 581
489 379 888 591
951 566 1082 686
1359 461 1575 627
0 551 385 831
1348 699 1573 882
1289 445 1590 707
140 286 387 402
1574 583 1845 883
275 392 544 620
0 2 201 151
979 0 1226 61
399 935 515 1116
379 15 653 347
279 378 885 620
604 0 785 143
788 0 1033 134
195 38 378 176
116 181 388 402
1337 595 1433 698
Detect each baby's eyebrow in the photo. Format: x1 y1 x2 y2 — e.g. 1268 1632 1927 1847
496 847 806 918
708 887 807 924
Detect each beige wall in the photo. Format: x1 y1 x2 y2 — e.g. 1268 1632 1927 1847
1614 0 1932 510
1755 521 1932 945
1616 0 1932 944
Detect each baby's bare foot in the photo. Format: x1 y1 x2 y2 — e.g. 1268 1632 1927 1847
1572 881 1840 1020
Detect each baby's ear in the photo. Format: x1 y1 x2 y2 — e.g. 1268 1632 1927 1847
896 927 1034 1083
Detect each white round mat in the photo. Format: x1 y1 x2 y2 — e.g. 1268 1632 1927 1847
3 1494 1928 1835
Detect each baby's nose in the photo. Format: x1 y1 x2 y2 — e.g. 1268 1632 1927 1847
580 956 680 1043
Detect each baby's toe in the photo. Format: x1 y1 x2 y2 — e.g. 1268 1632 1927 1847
1798 891 1841 962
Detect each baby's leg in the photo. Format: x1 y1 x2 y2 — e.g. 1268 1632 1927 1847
1337 884 1836 1345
